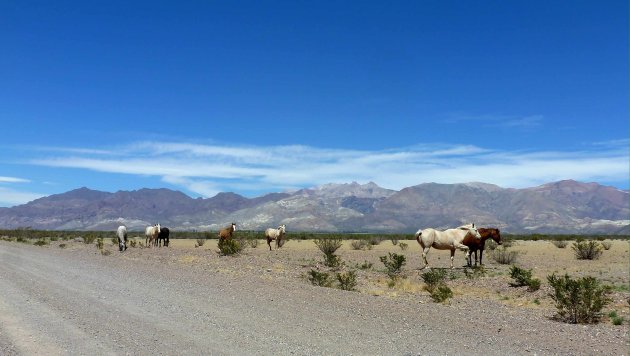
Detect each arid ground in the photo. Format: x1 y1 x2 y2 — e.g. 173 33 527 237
0 236 628 355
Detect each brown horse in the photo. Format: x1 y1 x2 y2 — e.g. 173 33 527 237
463 227 502 267
218 223 236 241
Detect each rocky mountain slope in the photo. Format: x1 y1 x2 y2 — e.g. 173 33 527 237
0 180 627 234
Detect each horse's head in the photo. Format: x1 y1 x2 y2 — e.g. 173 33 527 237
491 228 502 245
463 224 481 240
278 224 286 233
119 238 126 252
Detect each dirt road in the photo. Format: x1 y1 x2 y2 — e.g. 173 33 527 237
0 241 627 355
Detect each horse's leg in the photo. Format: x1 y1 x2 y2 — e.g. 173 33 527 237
420 246 430 269
450 249 456 269
479 249 484 265
453 243 470 269
267 237 272 251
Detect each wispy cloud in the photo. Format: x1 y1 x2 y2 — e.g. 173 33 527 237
443 113 544 129
0 176 31 183
24 140 629 197
0 187 45 207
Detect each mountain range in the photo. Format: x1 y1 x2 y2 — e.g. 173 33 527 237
0 180 627 234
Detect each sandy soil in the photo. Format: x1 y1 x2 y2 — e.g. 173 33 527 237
0 237 628 355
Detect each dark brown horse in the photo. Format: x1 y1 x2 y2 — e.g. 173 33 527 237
218 223 236 241
463 227 502 267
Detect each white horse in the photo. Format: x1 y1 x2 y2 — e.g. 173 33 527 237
116 225 127 252
145 223 161 247
415 224 481 269
265 224 286 251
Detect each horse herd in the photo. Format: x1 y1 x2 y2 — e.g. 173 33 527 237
114 222 501 269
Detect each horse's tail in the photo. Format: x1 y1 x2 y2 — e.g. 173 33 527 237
415 229 422 244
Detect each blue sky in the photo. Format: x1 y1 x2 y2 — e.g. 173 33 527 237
1 1 628 206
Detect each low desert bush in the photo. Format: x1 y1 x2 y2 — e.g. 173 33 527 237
308 269 332 287
464 266 487 279
83 234 97 245
509 265 541 291
369 236 383 246
315 238 343 267
359 261 373 270
218 238 242 256
421 269 448 294
390 238 399 246
129 239 137 248
552 240 569 248
608 311 624 325
336 271 357 291
572 240 603 260
101 249 112 256
492 246 519 264
547 273 612 324
399 242 408 251
195 238 207 247
16 236 28 243
351 239 371 250
33 239 49 246
431 285 453 303
380 253 406 278
600 241 612 250
485 239 498 251
58 243 67 249
96 237 104 250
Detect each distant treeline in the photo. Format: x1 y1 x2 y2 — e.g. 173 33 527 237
0 228 628 242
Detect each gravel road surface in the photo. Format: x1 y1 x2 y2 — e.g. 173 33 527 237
0 241 627 355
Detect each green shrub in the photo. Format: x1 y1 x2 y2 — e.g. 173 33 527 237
600 241 612 250
96 237 104 250
464 266 486 279
33 239 48 246
129 239 137 248
572 240 603 260
369 236 383 246
308 270 332 287
336 271 357 291
16 236 28 243
359 261 373 270
510 265 533 287
83 234 96 244
399 242 408 251
315 238 343 267
485 240 498 251
351 240 370 250
552 240 568 248
58 243 67 249
101 249 112 256
380 253 406 278
195 238 206 247
612 316 624 325
421 269 448 293
390 238 399 246
510 266 540 291
50 237 58 242
430 285 453 303
218 238 243 256
492 246 519 264
547 273 613 324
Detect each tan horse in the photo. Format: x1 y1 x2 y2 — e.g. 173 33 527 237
265 224 286 251
415 224 481 269
145 223 161 247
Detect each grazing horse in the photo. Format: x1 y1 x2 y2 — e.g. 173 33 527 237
415 224 482 269
218 223 237 241
265 224 286 251
116 225 128 252
145 223 161 247
157 227 170 247
463 227 502 267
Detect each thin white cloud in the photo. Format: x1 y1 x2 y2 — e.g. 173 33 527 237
443 113 544 129
0 176 30 183
25 140 629 197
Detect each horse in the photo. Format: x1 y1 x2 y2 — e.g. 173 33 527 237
415 224 482 269
464 227 502 267
157 227 170 247
264 224 286 251
145 223 161 247
218 223 236 241
116 225 128 252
